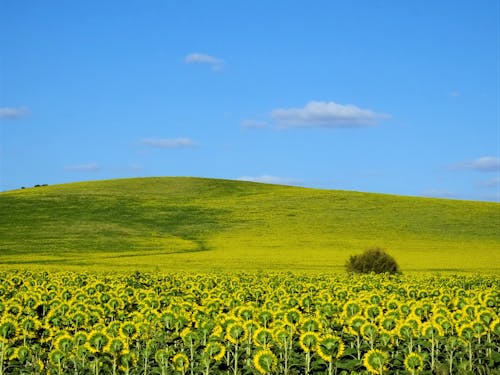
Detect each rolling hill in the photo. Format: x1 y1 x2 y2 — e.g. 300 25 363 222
0 177 498 273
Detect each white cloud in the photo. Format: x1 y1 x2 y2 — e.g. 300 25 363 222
141 137 197 149
271 101 390 129
65 163 100 172
236 175 299 186
453 156 500 172
185 53 224 70
0 106 28 119
240 119 269 129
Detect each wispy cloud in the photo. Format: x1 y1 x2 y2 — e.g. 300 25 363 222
477 177 500 188
141 137 197 149
0 106 29 120
236 175 299 186
420 189 459 199
271 101 390 129
65 163 100 172
185 53 224 70
240 119 269 129
452 156 500 172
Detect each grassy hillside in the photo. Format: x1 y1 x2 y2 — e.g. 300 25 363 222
0 177 499 273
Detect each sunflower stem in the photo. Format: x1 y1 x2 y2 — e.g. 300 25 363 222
233 343 239 375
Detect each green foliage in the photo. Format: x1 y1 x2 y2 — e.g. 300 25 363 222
346 248 400 274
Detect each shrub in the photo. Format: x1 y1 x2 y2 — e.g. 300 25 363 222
346 248 400 274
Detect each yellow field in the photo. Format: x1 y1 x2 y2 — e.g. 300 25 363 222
0 177 499 273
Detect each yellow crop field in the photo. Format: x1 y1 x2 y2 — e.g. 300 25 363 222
0 177 499 273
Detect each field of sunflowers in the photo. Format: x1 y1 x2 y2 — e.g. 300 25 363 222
0 271 499 374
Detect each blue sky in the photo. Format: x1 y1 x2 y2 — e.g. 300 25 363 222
1 1 499 201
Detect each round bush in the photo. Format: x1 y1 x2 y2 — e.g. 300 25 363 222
346 248 400 274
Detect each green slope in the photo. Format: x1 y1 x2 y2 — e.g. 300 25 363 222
0 177 499 272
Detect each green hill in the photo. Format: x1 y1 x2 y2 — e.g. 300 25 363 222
0 177 499 273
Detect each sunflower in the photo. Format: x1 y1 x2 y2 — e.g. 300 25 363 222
120 321 138 340
273 327 292 347
204 341 226 362
347 315 366 335
180 327 199 346
119 350 138 373
85 330 109 353
73 331 87 347
253 327 274 348
172 352 189 372
48 349 65 369
299 331 319 353
284 308 301 326
300 316 322 332
343 301 362 318
470 320 486 339
316 335 345 362
54 332 74 353
421 322 444 339
491 318 500 336
404 352 424 374
360 322 378 342
104 336 128 357
363 349 388 374
19 316 40 338
9 345 30 362
225 322 248 345
458 323 475 341
0 318 17 342
253 349 277 375
239 306 254 321
365 305 382 321
257 310 274 328
154 348 171 367
396 323 413 340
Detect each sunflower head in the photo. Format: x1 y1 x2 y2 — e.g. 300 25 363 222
204 341 226 362
48 349 65 367
180 327 199 346
360 322 378 340
284 308 301 326
347 315 366 335
421 322 444 339
404 352 424 373
363 349 388 374
54 333 74 353
273 327 291 346
225 322 248 345
0 319 17 342
458 324 475 341
396 323 413 340
491 318 500 336
9 345 31 362
253 349 277 375
300 317 322 332
316 335 345 362
120 322 138 339
253 327 274 348
172 352 189 372
105 336 128 356
154 348 171 366
86 330 109 353
299 331 319 353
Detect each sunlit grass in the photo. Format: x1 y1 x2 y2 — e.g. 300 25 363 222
0 177 498 273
